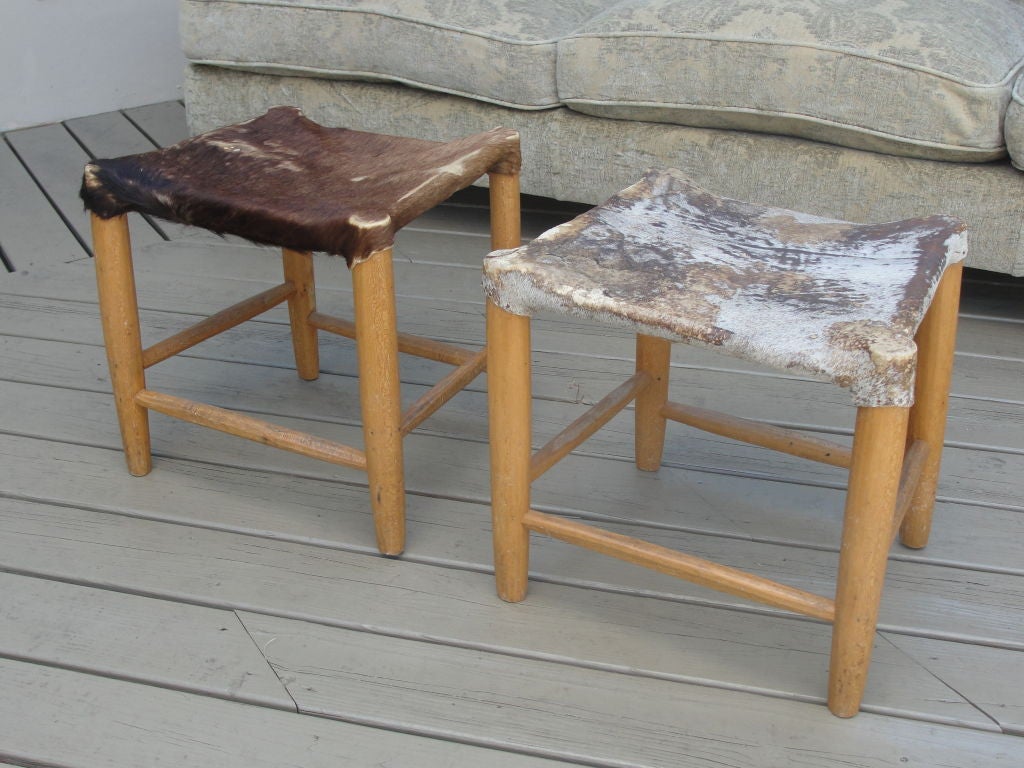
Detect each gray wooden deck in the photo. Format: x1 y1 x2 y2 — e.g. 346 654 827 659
1 101 1022 767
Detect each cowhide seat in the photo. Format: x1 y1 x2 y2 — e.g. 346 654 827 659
482 169 965 717
81 106 521 556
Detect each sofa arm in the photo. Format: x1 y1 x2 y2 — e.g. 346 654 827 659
1007 73 1024 171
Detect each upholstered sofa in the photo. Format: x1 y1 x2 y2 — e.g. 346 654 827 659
180 0 1024 275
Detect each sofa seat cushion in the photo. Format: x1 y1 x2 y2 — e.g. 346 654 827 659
558 0 1024 162
181 0 619 110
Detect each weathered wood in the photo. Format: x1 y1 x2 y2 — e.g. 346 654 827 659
310 310 477 365
241 612 1020 766
5 122 162 249
0 660 562 768
0 572 292 709
0 332 1020 569
123 101 190 147
888 633 1024 735
0 140 86 272
0 495 995 725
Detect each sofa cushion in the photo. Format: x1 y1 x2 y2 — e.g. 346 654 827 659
558 0 1024 162
1007 74 1024 171
181 0 619 110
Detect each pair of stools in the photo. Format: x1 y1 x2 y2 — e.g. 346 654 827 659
81 108 965 717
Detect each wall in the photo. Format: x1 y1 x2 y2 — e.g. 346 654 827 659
0 0 187 131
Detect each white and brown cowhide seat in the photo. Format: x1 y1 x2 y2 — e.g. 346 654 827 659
81 106 521 265
483 168 966 406
481 168 967 718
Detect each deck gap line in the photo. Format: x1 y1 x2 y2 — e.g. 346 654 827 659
0 566 1003 737
1 135 93 258
0 562 1007 737
1 385 1021 517
959 311 1024 325
1 285 1017 379
4 553 1022 658
1 369 1021 511
877 634 1004 731
231 611 301 713
0 650 295 714
4 483 1019 626
59 121 96 160
119 109 164 150
0 244 14 273
5 472 1021 578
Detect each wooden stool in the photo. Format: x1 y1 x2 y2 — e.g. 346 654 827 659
482 169 965 717
81 106 521 556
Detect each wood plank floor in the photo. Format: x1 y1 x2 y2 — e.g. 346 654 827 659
1 101 1022 767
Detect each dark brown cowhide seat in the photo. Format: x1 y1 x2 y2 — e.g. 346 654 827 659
80 106 521 265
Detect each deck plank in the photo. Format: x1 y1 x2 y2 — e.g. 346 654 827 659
0 572 293 710
123 101 190 147
0 140 86 272
0 660 565 768
2 102 1023 763
0 494 997 727
3 122 163 250
239 611 1020 767
889 634 1024 735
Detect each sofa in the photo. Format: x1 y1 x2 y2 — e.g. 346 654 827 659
180 0 1024 275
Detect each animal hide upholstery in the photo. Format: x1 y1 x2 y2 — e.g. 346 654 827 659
80 106 521 266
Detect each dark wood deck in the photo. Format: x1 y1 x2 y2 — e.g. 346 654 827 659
1 102 1022 767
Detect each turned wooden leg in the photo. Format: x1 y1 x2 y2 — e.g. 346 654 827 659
488 171 521 251
828 406 910 717
487 299 532 602
900 263 963 549
635 334 671 471
352 247 405 555
91 213 151 477
282 248 320 381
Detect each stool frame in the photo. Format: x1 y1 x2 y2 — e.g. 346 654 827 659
93 171 520 557
486 261 962 717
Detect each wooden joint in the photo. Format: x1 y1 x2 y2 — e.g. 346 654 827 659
142 282 294 368
530 371 652 481
661 401 853 468
134 389 367 470
522 509 835 622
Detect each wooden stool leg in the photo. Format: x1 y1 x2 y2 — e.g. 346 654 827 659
828 405 909 717
489 171 521 251
91 213 151 477
487 299 532 602
282 248 319 381
352 247 405 555
901 263 963 549
635 334 671 471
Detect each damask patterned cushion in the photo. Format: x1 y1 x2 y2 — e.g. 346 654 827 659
558 0 1024 161
1006 74 1024 171
180 0 619 109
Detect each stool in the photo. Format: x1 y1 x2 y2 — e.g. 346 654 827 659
482 169 965 717
80 106 521 556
